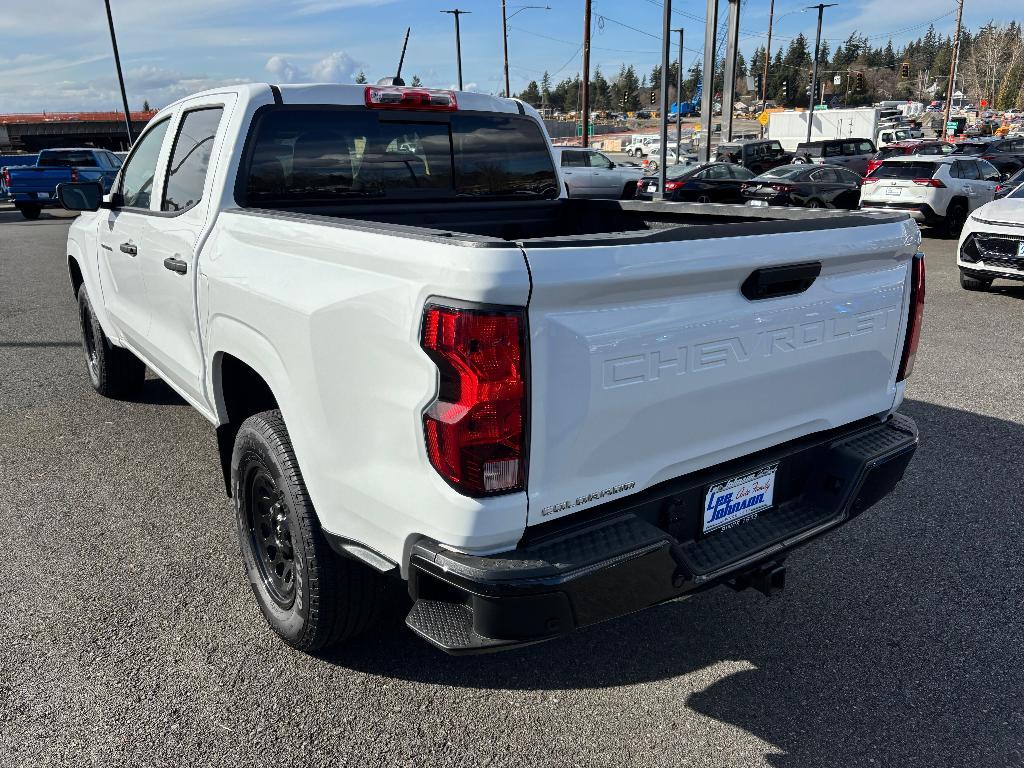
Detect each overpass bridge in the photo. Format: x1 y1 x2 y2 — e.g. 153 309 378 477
0 111 155 152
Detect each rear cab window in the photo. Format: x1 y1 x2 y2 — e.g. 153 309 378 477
37 151 98 168
239 108 559 206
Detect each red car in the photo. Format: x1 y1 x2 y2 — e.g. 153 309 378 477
865 140 955 176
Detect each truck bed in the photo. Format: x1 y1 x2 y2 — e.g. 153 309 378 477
233 198 909 247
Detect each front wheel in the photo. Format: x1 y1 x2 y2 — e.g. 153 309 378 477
232 410 385 652
960 272 992 291
806 198 823 209
77 287 145 398
945 202 968 237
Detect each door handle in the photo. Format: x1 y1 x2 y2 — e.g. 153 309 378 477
119 242 137 256
163 257 188 275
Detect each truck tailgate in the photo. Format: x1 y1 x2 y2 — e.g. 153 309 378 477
523 217 918 525
8 167 71 195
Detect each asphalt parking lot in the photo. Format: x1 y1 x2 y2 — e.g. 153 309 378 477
2 208 1022 768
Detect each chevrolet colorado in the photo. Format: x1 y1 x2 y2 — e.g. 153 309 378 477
58 83 923 655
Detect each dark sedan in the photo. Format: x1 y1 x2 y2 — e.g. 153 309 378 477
635 161 754 202
994 167 1024 199
741 164 863 210
951 138 1024 175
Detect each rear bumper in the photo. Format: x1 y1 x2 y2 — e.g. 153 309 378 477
406 413 918 654
861 201 939 224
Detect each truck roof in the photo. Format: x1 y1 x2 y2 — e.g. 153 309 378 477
159 82 525 117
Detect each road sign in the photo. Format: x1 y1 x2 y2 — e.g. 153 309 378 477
833 75 842 85
813 104 829 111
757 111 770 126
946 122 958 131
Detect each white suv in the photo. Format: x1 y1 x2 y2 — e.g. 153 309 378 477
861 155 1001 235
956 181 1024 291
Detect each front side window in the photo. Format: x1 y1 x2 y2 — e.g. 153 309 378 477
241 109 558 205
119 119 171 209
956 160 980 180
163 107 224 212
842 142 860 156
857 141 875 154
588 152 613 169
977 159 1001 181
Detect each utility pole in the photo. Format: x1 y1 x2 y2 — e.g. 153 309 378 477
674 28 684 157
942 0 964 137
441 9 470 90
103 0 134 146
721 0 741 141
761 0 775 137
805 3 837 144
502 1 510 98
698 0 718 161
581 0 592 148
656 0 672 199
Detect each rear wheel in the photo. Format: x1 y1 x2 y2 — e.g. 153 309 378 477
806 198 823 209
959 272 992 291
233 410 385 652
696 194 712 203
621 181 638 199
945 201 968 237
77 287 145 398
16 203 41 220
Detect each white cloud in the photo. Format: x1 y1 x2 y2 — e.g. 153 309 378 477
265 51 362 83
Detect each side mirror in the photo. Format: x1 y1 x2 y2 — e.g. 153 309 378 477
56 181 104 212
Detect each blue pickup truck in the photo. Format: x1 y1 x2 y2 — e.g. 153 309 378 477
2 148 122 219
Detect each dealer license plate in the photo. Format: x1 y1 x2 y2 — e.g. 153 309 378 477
747 199 768 207
646 183 658 192
885 187 902 196
703 463 778 534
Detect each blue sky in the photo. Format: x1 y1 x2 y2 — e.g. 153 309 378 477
0 0 1015 113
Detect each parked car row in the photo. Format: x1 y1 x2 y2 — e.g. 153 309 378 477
2 148 123 219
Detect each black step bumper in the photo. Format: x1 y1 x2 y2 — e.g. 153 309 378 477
406 413 918 654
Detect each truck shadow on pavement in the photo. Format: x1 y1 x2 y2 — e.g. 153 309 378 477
331 398 1023 767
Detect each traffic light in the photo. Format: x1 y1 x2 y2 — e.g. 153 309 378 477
900 62 910 79
855 71 865 92
650 90 657 105
782 79 788 100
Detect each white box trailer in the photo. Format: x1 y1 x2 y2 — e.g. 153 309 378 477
768 108 881 151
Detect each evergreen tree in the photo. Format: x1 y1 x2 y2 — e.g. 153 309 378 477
355 71 367 84
410 75 422 87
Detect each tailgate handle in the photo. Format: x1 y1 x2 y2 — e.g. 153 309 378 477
741 262 822 301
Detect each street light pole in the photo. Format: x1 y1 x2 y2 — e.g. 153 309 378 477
581 0 591 148
805 3 837 144
103 0 134 146
502 4 551 99
760 0 775 137
656 0 671 199
441 9 471 90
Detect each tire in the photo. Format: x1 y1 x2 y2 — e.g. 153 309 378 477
648 160 659 172
16 204 41 220
77 287 145 399
806 198 823 209
696 194 712 203
621 181 638 199
960 272 992 291
945 201 968 237
232 409 385 652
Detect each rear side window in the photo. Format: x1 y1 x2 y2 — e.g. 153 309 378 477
730 166 754 179
955 160 980 180
240 108 558 205
871 161 939 180
38 151 97 167
162 107 224 212
798 144 823 157
857 141 874 154
561 151 587 168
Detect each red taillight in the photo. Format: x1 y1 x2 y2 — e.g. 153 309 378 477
912 178 945 187
862 176 880 183
866 161 881 174
420 304 526 496
1 168 9 187
365 86 457 111
770 183 789 192
897 254 925 382
664 180 682 191
70 167 78 182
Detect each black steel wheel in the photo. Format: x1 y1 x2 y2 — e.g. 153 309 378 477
232 409 386 652
245 469 297 608
946 202 968 237
76 287 145 398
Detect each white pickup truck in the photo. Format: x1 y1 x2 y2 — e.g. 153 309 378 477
58 83 923 655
